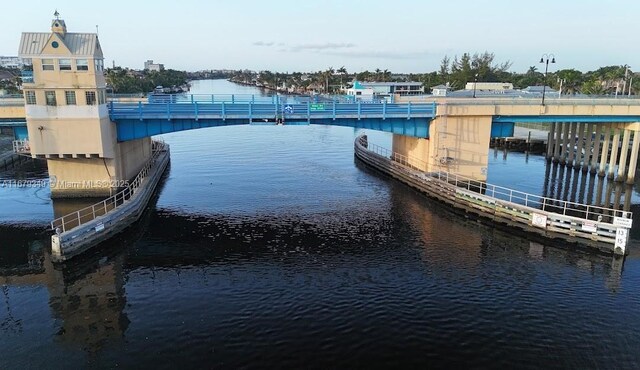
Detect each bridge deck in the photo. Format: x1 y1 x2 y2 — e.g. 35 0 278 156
109 101 436 141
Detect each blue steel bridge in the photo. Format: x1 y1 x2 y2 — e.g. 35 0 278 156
109 94 437 141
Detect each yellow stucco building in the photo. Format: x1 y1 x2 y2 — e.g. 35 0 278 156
19 15 150 198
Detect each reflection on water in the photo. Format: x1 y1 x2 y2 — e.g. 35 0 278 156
1 181 637 368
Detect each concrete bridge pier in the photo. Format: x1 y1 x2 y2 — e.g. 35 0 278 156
626 131 640 184
45 138 152 198
567 122 577 167
560 122 571 165
391 113 492 181
552 122 562 162
591 125 603 174
598 126 612 177
607 129 621 180
546 122 556 160
616 129 632 182
582 123 594 172
574 122 586 169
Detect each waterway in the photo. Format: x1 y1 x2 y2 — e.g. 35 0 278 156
1 79 640 368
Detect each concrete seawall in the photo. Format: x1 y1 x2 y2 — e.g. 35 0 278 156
51 144 170 262
354 136 632 255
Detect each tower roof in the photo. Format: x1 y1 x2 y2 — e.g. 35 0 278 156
19 32 103 58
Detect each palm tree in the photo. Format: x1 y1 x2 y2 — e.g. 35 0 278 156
323 67 335 93
382 69 391 82
337 66 347 89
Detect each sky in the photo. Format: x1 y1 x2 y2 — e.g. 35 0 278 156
1 0 638 74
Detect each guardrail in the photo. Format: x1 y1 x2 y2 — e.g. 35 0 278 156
357 136 631 224
109 100 437 121
50 141 168 234
12 139 30 155
355 135 633 253
146 93 377 105
402 95 640 106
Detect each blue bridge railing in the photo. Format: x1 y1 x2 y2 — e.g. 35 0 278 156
109 100 437 121
145 93 391 105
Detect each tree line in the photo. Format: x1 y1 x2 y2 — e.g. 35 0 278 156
231 52 638 96
104 68 189 94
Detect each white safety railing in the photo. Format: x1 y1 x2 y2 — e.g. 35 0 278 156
12 139 30 154
401 96 640 107
356 136 631 223
50 141 169 233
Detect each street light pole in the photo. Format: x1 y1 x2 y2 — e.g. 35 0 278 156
539 54 556 106
473 73 479 98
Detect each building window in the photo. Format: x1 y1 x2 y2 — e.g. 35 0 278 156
59 59 72 71
25 91 36 105
85 91 96 106
76 59 88 71
98 90 106 105
45 91 57 106
42 58 54 71
95 59 104 72
65 91 76 105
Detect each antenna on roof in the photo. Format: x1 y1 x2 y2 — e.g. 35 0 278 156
96 25 99 36
54 10 60 20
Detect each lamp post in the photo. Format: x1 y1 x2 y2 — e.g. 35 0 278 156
539 54 555 106
472 73 479 98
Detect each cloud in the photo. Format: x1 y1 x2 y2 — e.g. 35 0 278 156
289 42 356 52
253 41 275 47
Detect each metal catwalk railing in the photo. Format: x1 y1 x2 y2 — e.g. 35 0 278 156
357 136 631 223
50 141 168 234
403 96 640 106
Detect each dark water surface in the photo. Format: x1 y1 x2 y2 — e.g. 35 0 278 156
2 80 640 369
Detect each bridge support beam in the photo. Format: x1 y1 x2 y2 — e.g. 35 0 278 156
553 122 562 162
582 123 594 172
607 128 621 180
627 130 640 184
546 122 556 160
574 123 586 169
598 125 611 177
591 125 603 174
560 122 570 165
567 122 577 167
616 129 631 182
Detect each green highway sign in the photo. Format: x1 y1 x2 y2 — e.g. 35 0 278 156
310 103 325 111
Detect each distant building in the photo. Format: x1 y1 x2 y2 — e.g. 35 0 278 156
144 60 164 72
346 81 374 100
523 86 557 94
464 82 513 90
0 56 26 69
431 84 451 97
360 81 424 96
